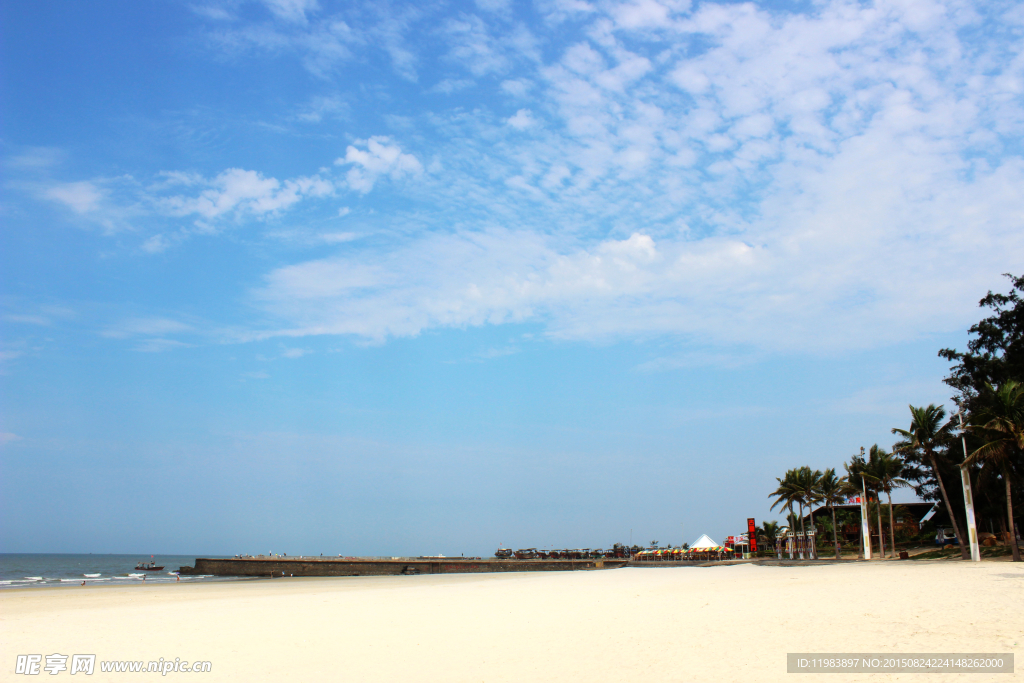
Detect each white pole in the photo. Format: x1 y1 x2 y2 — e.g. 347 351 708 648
958 411 981 562
861 475 872 560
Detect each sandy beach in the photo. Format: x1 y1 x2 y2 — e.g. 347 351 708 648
2 561 1021 682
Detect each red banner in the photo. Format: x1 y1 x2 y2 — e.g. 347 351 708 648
747 518 757 552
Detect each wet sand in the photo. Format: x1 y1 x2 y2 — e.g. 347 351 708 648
1 561 1020 682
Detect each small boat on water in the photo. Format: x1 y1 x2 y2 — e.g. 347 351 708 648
134 562 164 571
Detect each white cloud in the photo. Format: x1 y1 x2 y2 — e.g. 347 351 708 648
43 182 104 214
0 349 24 363
336 137 423 194
475 0 511 14
536 0 596 24
4 314 51 326
199 3 428 81
500 78 533 97
102 318 193 339
133 339 194 353
251 132 1024 350
431 78 474 94
263 0 318 24
507 109 536 130
34 0 1024 357
141 234 172 254
294 94 349 122
319 231 357 243
190 4 234 21
443 14 509 77
161 169 334 222
609 0 683 30
0 432 23 444
101 317 195 352
7 147 64 170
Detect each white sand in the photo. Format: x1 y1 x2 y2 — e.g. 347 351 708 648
2 562 1021 682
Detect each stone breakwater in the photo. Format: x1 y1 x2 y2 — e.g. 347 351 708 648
178 557 630 577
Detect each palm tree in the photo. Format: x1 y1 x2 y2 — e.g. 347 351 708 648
893 404 969 560
796 467 824 559
876 451 910 558
758 521 780 553
816 468 851 559
861 445 906 559
769 469 803 556
786 511 801 532
966 381 1024 562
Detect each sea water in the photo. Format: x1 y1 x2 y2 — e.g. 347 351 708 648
0 554 246 589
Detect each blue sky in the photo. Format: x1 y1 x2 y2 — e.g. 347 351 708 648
2 0 1022 556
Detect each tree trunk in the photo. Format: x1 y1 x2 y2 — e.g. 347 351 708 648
808 506 817 559
1004 464 1021 562
887 489 896 559
875 495 885 560
929 453 970 560
799 501 807 559
831 505 840 559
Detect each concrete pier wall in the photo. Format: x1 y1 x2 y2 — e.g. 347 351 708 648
179 557 629 577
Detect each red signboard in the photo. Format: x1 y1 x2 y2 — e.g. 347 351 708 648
747 518 757 552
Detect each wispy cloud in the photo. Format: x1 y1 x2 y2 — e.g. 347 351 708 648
159 168 334 224
133 338 195 353
21 0 1024 357
4 314 52 326
102 317 194 339
263 0 319 24
101 318 196 352
1 305 77 328
0 432 23 445
0 349 25 363
43 181 105 214
335 137 422 194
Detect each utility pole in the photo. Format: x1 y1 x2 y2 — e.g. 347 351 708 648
958 411 981 562
860 448 872 560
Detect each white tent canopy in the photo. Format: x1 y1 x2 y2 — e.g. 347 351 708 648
690 534 720 549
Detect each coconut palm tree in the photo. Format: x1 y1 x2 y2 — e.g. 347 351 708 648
966 381 1024 562
816 468 852 559
758 521 780 553
796 467 824 558
769 470 800 518
786 511 801 532
876 451 910 558
892 405 969 560
769 469 803 556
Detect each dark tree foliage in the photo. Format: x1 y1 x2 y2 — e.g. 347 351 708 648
899 439 966 522
940 273 1024 410
937 273 1024 546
